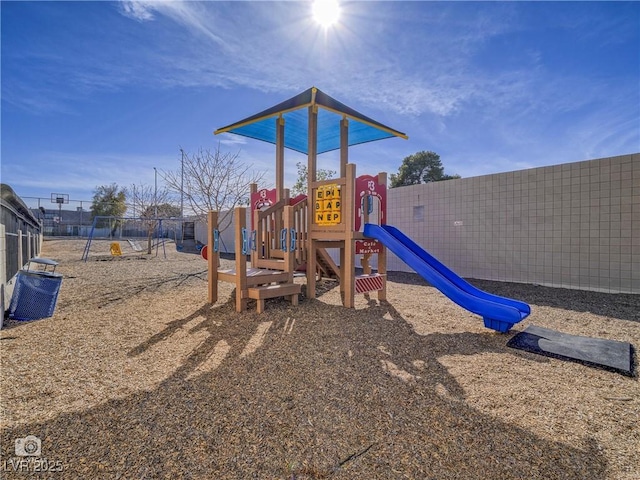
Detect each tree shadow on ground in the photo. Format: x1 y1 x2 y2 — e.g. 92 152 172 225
387 271 640 323
1 296 608 479
0 317 49 330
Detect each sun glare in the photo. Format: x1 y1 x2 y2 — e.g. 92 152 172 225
312 0 341 28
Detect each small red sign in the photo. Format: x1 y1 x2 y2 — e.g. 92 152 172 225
355 240 381 255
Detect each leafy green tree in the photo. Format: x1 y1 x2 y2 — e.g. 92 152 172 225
90 184 127 237
90 184 127 218
390 151 460 188
291 161 336 196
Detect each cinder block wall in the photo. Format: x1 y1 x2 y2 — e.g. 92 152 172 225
198 153 639 294
387 153 639 294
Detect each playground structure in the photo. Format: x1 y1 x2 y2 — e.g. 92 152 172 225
207 167 390 314
207 87 531 332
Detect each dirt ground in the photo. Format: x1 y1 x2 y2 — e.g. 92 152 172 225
1 238 638 479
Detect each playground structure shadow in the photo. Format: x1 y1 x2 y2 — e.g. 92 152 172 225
1 296 609 479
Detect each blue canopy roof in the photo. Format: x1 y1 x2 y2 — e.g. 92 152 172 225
214 87 407 155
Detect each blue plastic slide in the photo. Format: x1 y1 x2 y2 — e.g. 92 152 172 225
364 224 531 332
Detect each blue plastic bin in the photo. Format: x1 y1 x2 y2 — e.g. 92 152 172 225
8 258 63 321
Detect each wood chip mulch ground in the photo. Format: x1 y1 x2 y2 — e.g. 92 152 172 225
1 239 638 479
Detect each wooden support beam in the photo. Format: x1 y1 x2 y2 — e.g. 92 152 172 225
340 117 348 177
377 172 388 301
276 116 285 201
0 224 6 288
17 229 23 270
234 207 248 312
275 116 285 244
283 205 295 281
250 183 258 268
306 104 318 299
251 209 259 268
316 240 345 249
343 163 356 308
307 239 317 299
207 211 219 304
339 247 346 293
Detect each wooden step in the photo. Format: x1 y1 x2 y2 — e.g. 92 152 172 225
255 258 285 270
247 283 301 299
247 283 301 313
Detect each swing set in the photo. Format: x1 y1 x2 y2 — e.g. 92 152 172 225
80 215 181 261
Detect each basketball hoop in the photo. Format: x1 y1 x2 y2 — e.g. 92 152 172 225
51 193 69 205
51 193 69 235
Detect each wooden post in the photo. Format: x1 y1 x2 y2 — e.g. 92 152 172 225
340 117 348 178
377 172 387 301
17 229 23 269
283 206 296 293
306 102 318 299
250 183 258 213
207 211 219 304
362 254 371 275
275 116 285 249
307 238 317 299
307 106 318 189
343 164 356 308
0 224 6 288
338 116 350 293
276 116 285 201
361 176 371 274
234 207 248 312
26 231 32 261
252 209 260 268
286 205 299 307
339 247 345 293
249 183 258 267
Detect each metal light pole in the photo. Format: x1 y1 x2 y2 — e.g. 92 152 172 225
180 149 184 219
154 167 158 218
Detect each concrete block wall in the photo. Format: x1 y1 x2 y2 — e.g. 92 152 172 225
197 153 639 294
387 153 639 294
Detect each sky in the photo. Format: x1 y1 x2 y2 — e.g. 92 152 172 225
2 0 639 208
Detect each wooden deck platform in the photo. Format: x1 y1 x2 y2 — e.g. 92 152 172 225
218 267 290 286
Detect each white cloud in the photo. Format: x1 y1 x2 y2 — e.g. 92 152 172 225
216 134 248 147
119 0 229 47
118 1 155 22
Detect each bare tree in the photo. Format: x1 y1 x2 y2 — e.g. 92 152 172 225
128 183 175 254
162 145 267 233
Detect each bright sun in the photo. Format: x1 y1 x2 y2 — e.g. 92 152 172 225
312 0 341 28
